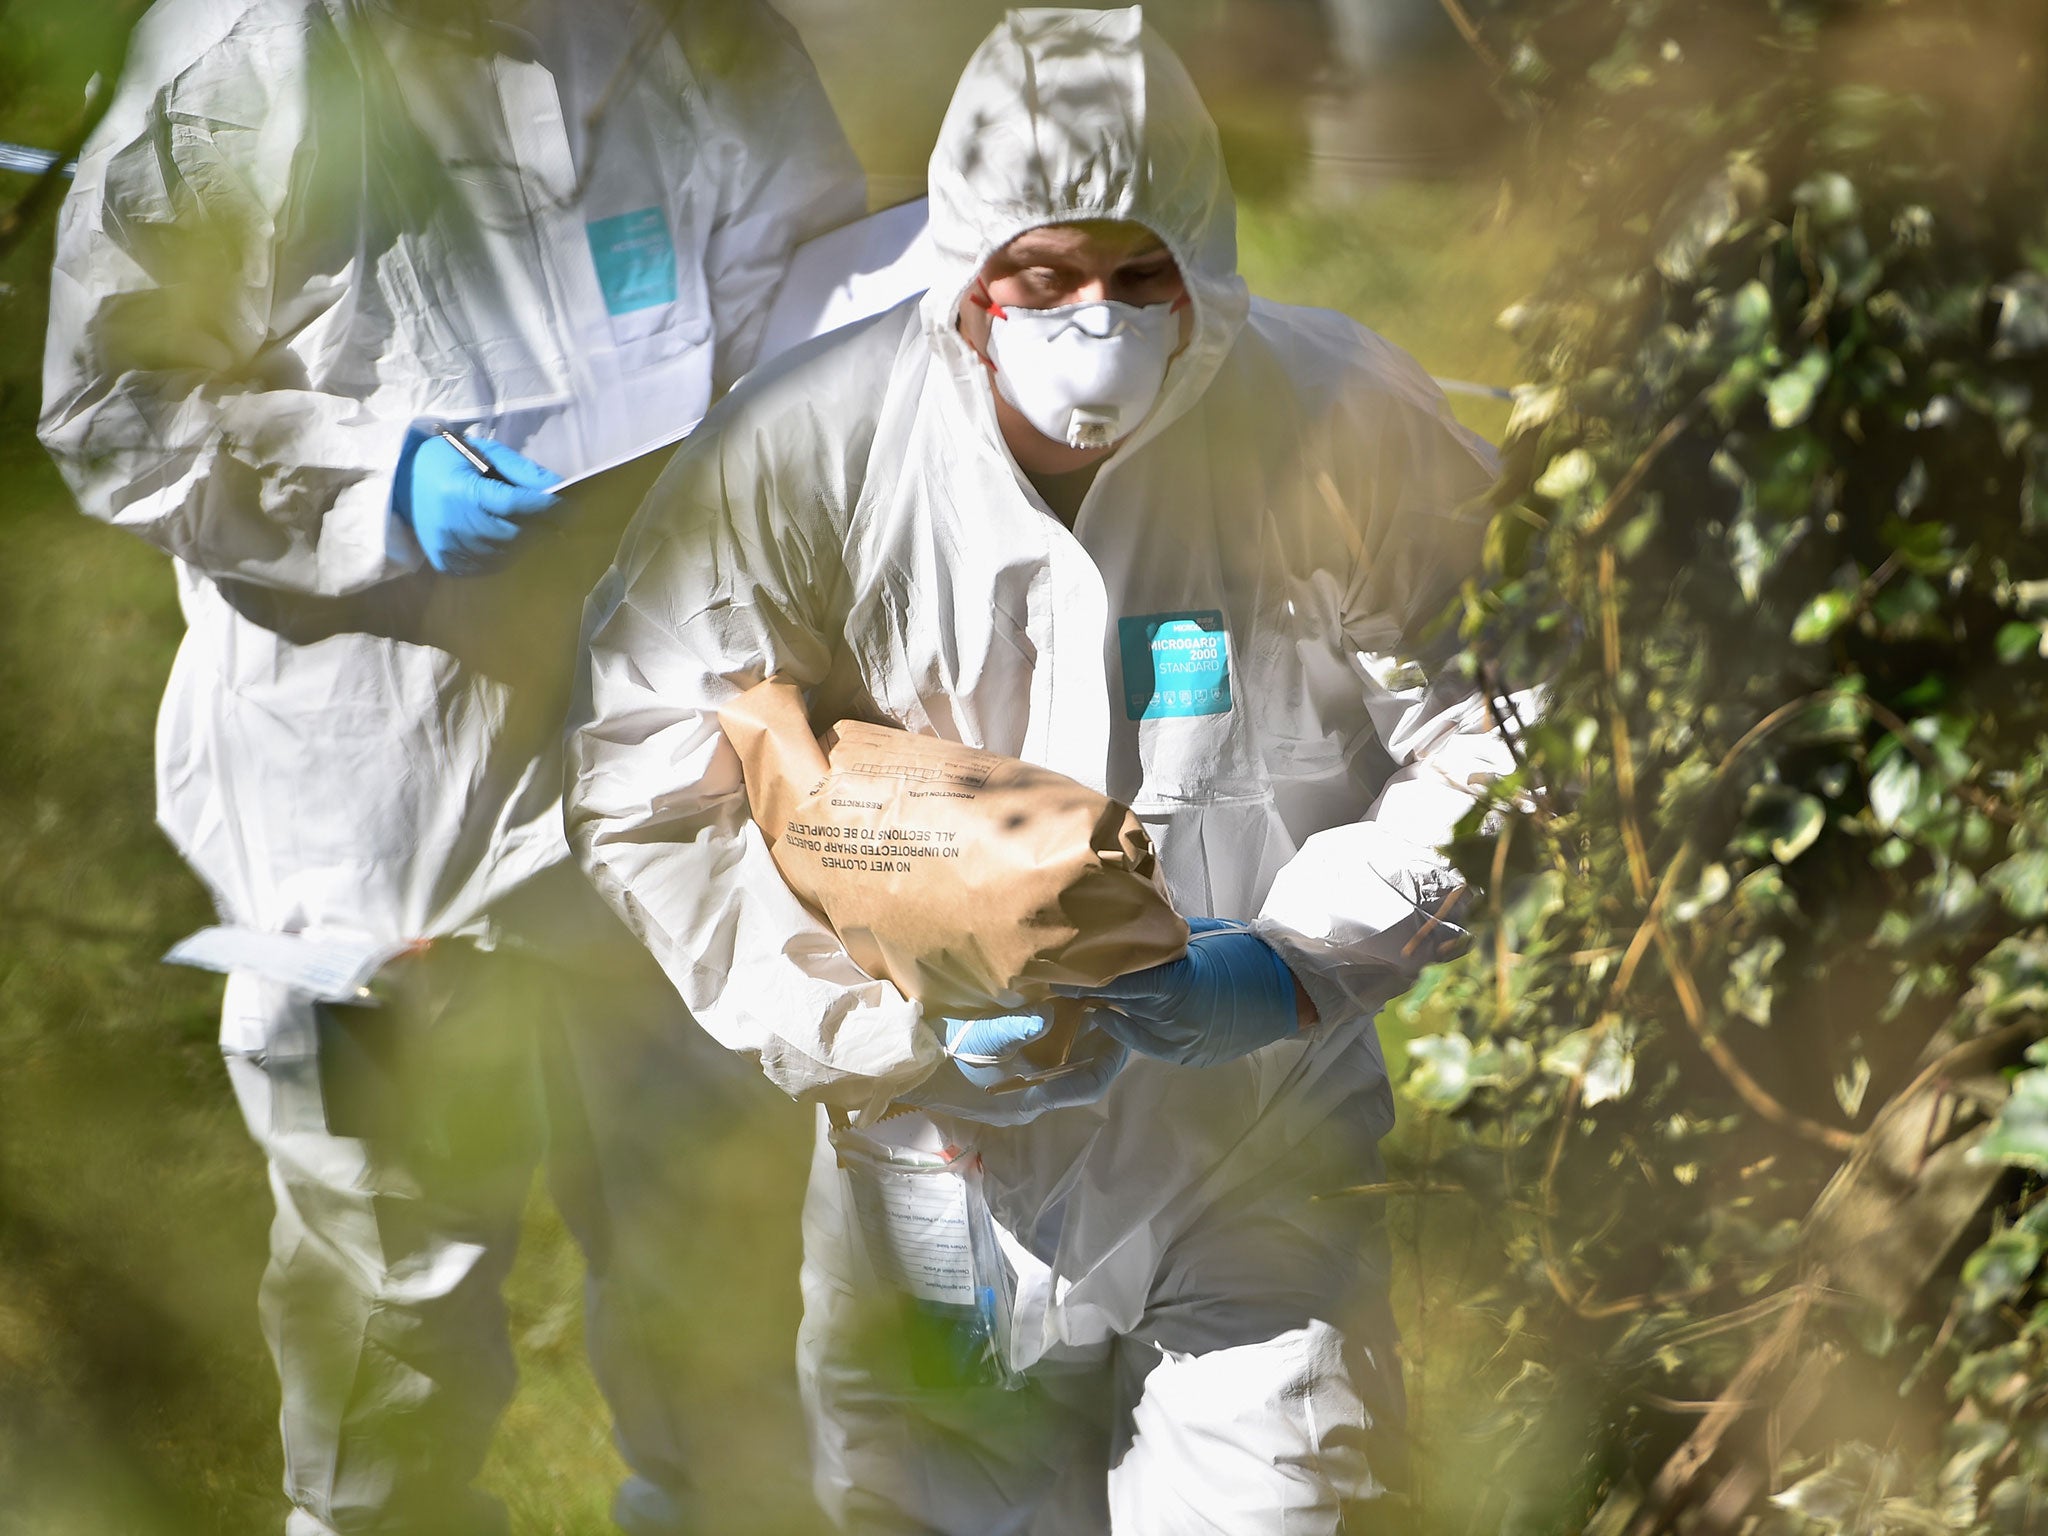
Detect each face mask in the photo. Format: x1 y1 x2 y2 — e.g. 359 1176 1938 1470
982 297 1180 450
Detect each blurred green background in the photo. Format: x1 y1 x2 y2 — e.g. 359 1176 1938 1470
0 1 1544 1530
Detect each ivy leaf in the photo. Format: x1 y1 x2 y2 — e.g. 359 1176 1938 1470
1728 507 1810 605
1656 172 1740 283
1534 448 1597 500
1723 936 1786 1026
1991 272 2048 358
1794 170 1860 227
1770 794 1827 863
1995 620 2044 664
1403 1033 1478 1111
1507 383 1568 438
1970 1044 2048 1174
1965 934 2048 1021
1867 752 1923 831
1722 279 1775 349
1834 1054 1871 1118
1961 1226 2045 1312
1986 851 2048 920
1540 1021 1638 1106
1784 689 1866 746
1792 588 1857 643
1672 862 1732 923
1766 348 1832 428
1771 1442 1900 1529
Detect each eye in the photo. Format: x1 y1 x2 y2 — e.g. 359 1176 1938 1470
1112 257 1181 306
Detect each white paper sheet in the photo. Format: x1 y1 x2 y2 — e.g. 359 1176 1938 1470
163 926 416 1003
847 1163 977 1306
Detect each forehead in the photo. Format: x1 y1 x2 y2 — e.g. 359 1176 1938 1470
992 220 1169 265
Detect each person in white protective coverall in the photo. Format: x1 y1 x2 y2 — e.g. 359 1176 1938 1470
568 8 1510 1533
38 1 863 1531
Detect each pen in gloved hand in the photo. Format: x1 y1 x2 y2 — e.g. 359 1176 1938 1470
435 425 512 482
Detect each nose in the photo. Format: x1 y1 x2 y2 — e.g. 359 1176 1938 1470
1071 277 1112 304
1070 303 1125 339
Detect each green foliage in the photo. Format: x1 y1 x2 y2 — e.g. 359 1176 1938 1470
1382 0 2048 1526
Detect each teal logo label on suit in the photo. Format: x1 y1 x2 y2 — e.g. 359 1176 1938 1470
1118 611 1232 720
586 208 677 315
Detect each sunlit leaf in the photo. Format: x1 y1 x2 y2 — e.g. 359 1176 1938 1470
1403 1032 1477 1111
1961 1226 2044 1312
1793 170 1859 227
1991 272 2048 358
1766 348 1832 428
1833 1055 1870 1118
1792 589 1856 643
1867 752 1922 831
1723 936 1785 1027
1540 1021 1637 1106
1534 447 1597 500
1770 794 1826 862
1987 852 2048 920
1656 173 1740 283
1672 862 1731 923
1995 621 2044 665
1969 1045 2048 1176
1771 1442 1900 1529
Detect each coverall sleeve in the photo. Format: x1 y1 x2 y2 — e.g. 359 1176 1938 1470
567 398 937 1114
38 18 418 597
1255 374 1518 1026
678 0 867 396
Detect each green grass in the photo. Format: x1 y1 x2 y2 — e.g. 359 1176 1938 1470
0 9 1559 1523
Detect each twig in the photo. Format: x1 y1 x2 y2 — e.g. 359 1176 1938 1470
1653 924 1857 1152
1425 0 1522 123
1492 817 1515 1029
1401 884 1475 961
1576 388 1712 541
1478 657 1537 784
1645 1394 1751 1415
1598 546 1655 902
1889 1017 2044 1115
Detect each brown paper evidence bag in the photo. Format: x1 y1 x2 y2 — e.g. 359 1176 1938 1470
717 678 1190 1019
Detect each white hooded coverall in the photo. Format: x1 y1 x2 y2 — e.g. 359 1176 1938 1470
569 8 1507 1533
39 2 863 1531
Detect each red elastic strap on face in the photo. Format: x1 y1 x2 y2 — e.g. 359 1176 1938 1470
1170 292 1192 313
970 279 1008 320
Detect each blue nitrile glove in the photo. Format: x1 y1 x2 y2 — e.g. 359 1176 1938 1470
393 428 564 576
900 1009 1127 1127
1063 918 1303 1069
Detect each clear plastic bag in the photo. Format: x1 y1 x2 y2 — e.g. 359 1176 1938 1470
830 1112 1022 1390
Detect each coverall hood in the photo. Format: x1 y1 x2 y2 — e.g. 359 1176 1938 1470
920 6 1250 447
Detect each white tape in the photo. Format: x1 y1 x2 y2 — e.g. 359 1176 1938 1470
0 141 71 177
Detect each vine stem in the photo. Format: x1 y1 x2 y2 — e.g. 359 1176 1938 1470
1576 388 1712 541
1492 818 1515 1030
1598 546 1655 902
1654 924 1858 1153
1589 675 2022 1156
1595 547 1852 1144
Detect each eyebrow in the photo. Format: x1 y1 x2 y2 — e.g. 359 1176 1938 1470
1001 235 1171 264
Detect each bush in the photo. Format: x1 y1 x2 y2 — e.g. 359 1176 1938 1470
1385 1 2048 1528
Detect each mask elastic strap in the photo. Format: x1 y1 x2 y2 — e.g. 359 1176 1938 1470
969 278 1009 321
